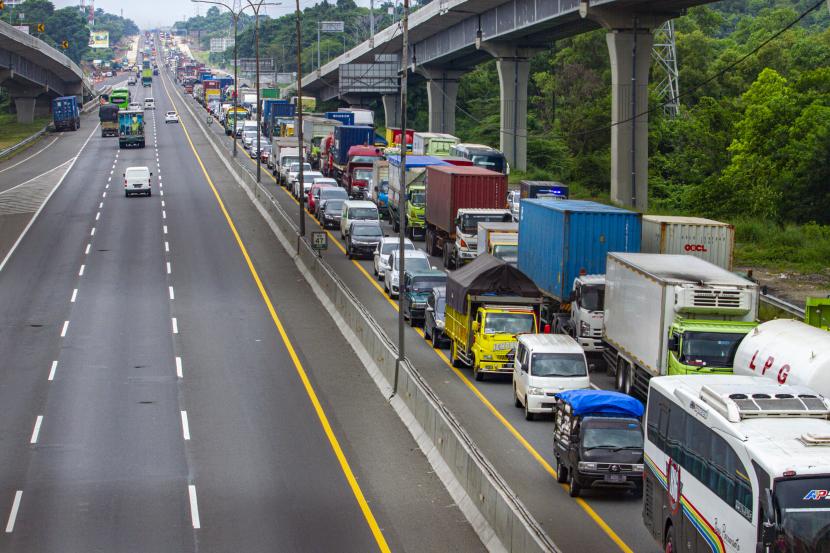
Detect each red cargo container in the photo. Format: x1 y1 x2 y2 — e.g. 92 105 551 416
424 165 508 262
442 156 475 167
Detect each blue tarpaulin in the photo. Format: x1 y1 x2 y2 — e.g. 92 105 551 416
554 389 644 418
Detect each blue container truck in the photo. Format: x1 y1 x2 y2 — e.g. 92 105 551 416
325 111 354 126
199 72 213 83
51 96 80 131
518 199 641 357
332 125 374 165
263 100 296 136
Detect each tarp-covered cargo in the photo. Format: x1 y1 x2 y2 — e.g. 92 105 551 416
553 389 644 418
446 254 541 314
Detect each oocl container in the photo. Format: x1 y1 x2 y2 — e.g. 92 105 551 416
641 215 735 270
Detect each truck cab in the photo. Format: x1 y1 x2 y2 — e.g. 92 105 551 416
666 318 758 375
552 389 644 498
553 275 606 355
342 146 382 199
450 209 513 269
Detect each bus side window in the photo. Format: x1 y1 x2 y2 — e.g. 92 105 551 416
666 406 686 463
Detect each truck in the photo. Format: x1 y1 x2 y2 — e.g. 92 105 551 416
805 297 830 330
423 165 511 270
325 111 354 125
341 146 383 199
640 215 735 270
329 125 374 181
517 200 641 358
99 104 119 137
384 128 414 149
386 155 449 238
368 159 389 216
513 180 569 220
337 107 373 126
603 252 759 399
476 222 518 264
110 88 130 110
118 110 145 148
412 132 458 157
223 107 248 136
51 96 80 132
444 254 545 380
552 389 644 497
269 136 300 177
733 318 830 396
141 68 152 87
302 116 340 170
277 147 302 185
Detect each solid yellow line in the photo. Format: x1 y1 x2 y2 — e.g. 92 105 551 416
172 69 632 553
160 72 392 553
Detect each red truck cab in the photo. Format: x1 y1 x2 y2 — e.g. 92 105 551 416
343 145 382 199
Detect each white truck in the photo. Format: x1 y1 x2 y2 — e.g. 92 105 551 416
641 215 736 270
269 136 299 173
603 252 759 398
302 116 339 169
276 147 301 185
338 107 374 126
412 132 458 157
733 318 830 395
476 222 518 263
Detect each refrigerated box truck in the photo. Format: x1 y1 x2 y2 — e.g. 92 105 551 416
641 215 735 270
603 252 759 399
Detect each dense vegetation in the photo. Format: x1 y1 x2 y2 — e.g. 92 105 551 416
1 0 137 64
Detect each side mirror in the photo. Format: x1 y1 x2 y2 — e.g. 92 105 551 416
472 321 480 332
668 336 679 352
568 291 577 303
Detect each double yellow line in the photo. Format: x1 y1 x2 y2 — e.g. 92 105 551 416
158 69 392 553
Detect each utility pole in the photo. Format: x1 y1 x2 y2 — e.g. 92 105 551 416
295 0 305 244
392 0 408 397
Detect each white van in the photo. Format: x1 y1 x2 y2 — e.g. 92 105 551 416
513 334 590 420
143 97 155 110
124 166 152 197
340 200 379 240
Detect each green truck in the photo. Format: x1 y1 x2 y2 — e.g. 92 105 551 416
386 155 448 239
118 110 145 148
142 68 152 87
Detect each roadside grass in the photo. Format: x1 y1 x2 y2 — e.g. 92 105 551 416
0 111 52 150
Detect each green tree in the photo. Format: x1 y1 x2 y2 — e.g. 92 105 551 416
47 7 90 63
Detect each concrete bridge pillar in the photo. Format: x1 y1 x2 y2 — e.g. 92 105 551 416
14 97 37 124
415 67 464 135
583 7 669 211
382 93 401 129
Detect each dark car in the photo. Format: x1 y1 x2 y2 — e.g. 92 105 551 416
423 287 449 348
402 270 447 326
346 221 383 259
320 199 345 229
315 187 349 219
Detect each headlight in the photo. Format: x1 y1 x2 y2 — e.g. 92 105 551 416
577 462 598 471
436 320 445 329
580 321 591 336
526 386 544 396
632 464 644 472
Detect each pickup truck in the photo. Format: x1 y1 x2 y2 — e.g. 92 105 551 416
445 254 545 380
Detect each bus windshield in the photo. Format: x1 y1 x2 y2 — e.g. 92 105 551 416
679 331 744 368
470 153 505 173
774 477 830 552
483 313 535 335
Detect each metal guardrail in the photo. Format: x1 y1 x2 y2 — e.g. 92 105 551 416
0 126 49 159
760 292 805 319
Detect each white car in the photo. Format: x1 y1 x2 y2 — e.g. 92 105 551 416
373 237 415 280
128 102 141 111
286 162 312 190
143 97 155 110
165 111 179 123
124 166 152 197
384 249 432 298
339 200 379 241
292 171 323 199
242 131 259 150
513 334 590 420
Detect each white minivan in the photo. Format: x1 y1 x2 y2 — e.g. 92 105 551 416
513 334 590 420
340 200 379 240
143 97 155 110
124 166 152 197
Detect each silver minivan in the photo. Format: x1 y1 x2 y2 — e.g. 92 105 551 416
340 200 379 240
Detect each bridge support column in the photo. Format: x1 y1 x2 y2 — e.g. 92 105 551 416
382 93 401 129
415 67 464 135
13 97 37 124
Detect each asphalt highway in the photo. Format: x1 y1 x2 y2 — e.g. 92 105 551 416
0 47 483 552
184 63 662 553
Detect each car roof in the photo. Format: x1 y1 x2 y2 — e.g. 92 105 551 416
343 200 376 208
393 249 429 259
380 236 413 246
405 269 446 278
518 333 583 354
126 166 150 172
349 220 381 229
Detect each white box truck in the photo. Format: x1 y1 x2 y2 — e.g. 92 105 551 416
641 215 735 270
603 253 758 398
733 318 830 395
412 132 458 157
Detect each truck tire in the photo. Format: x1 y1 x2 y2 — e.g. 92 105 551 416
615 359 627 392
443 248 454 270
568 471 581 498
392 217 400 233
450 342 463 368
473 359 484 381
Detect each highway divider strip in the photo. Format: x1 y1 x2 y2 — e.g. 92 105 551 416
163 70 559 553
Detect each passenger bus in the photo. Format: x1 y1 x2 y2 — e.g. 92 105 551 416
110 88 130 110
448 143 508 174
643 375 830 553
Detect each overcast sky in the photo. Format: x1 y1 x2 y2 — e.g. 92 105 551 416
53 0 373 30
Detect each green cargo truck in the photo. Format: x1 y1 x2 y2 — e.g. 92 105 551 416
142 68 152 87
118 110 145 148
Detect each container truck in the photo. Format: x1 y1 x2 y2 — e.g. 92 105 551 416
341 146 383 199
476 222 518 263
337 107 373 126
325 111 354 126
99 104 119 137
301 116 339 169
386 155 449 238
444 254 545 380
517 200 641 358
603 252 759 399
329 125 375 182
52 96 80 131
640 215 735 270
423 165 511 270
412 132 459 157
733 319 830 395
118 110 145 148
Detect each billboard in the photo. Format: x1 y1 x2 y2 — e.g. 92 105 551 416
89 30 109 49
209 37 234 53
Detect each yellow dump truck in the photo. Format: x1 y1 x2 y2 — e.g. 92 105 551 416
445 254 545 380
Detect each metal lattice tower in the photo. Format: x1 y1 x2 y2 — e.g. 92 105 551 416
652 20 680 116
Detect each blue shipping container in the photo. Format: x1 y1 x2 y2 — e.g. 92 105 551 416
333 125 374 165
386 155 449 169
518 199 641 301
326 111 354 126
51 96 79 131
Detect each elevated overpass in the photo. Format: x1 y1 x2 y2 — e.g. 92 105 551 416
302 0 717 210
0 20 95 123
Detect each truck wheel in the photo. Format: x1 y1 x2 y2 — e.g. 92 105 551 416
615 359 627 392
623 365 633 396
431 331 440 349
392 218 400 233
568 471 581 498
450 342 463 368
556 458 568 483
473 360 484 381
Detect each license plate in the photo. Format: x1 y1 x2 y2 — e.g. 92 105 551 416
604 474 626 483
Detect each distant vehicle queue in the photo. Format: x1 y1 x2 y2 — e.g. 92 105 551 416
167 34 830 553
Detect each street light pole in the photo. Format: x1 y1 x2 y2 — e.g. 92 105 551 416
295 0 305 243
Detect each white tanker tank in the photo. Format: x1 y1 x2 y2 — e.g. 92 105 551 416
733 319 830 395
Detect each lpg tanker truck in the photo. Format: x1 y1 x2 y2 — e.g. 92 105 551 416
733 319 830 395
